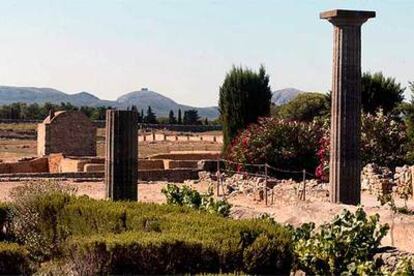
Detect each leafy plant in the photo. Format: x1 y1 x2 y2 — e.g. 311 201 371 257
293 207 389 275
161 184 231 217
227 117 325 174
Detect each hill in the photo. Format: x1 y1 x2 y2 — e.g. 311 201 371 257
0 86 219 119
272 88 303 105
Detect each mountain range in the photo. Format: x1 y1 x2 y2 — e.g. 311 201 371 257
0 86 303 119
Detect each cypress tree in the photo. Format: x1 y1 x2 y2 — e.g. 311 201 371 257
177 109 182 125
219 65 272 152
168 110 177 124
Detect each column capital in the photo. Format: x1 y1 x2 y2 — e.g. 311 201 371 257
320 9 375 26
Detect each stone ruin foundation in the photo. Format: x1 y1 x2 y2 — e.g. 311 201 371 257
37 110 96 156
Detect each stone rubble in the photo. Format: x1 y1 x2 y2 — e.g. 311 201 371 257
361 163 393 196
198 171 329 201
361 163 414 198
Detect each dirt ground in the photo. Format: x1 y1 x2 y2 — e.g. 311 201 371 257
1 180 414 253
0 125 222 161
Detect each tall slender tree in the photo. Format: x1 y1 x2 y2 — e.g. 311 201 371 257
177 109 182 125
219 65 272 152
168 110 177 124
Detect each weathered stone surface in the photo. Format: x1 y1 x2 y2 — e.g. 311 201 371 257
37 111 96 156
361 163 393 196
105 110 138 201
321 9 375 205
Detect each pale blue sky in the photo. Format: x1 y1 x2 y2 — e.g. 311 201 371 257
0 0 412 106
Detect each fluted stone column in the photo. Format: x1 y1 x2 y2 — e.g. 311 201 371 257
105 110 138 201
321 10 375 205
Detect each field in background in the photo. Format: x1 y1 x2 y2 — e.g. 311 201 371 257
0 123 222 161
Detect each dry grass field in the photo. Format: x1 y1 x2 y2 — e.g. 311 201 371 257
0 123 222 161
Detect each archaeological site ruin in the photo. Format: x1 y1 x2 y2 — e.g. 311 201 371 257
2 6 414 275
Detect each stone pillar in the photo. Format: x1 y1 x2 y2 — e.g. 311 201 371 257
105 110 138 201
321 10 375 205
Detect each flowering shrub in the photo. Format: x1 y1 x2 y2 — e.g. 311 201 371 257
228 111 408 181
227 118 326 174
316 111 408 180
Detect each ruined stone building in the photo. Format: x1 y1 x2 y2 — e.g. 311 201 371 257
37 111 96 156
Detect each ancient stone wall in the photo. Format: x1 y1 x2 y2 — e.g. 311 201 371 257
0 157 49 174
37 111 96 156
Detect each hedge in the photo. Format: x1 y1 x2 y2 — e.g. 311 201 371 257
7 193 293 274
0 202 11 241
0 242 31 274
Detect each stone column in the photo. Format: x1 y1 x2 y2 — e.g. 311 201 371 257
105 110 138 201
320 10 375 205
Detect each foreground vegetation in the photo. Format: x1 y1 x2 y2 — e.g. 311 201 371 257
0 183 292 274
0 182 413 275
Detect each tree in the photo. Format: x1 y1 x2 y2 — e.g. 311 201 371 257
272 92 329 122
183 109 201 125
204 117 209 125
145 106 157 124
361 72 405 114
168 110 177 124
219 65 272 152
177 109 182 125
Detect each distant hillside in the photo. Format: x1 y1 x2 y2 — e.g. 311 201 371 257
272 88 303 105
116 89 218 119
0 86 219 119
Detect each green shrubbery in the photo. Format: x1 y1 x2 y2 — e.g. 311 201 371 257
161 184 232 217
1 184 292 274
0 242 32 274
227 117 325 173
2 183 413 274
293 207 389 275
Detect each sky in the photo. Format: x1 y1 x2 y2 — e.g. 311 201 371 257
0 0 413 107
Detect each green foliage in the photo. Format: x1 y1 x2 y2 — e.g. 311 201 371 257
3 183 292 274
0 202 11 241
67 223 292 275
144 105 157 124
177 108 182 124
361 111 408 168
293 208 389 275
0 101 109 121
168 110 177 124
361 72 405 114
183 109 201 125
0 242 32 274
161 184 231 217
9 181 77 260
219 65 272 152
227 117 325 173
273 92 329 122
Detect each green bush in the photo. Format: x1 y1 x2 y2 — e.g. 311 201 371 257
162 184 232 217
0 202 11 241
293 208 389 275
4 188 292 274
0 242 32 274
67 221 292 275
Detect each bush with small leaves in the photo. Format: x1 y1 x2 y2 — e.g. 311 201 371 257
162 184 231 217
293 207 389 275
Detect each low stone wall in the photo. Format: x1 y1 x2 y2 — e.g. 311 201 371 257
0 157 49 174
373 247 414 271
138 159 165 170
139 169 200 182
147 151 220 161
49 155 104 173
0 169 200 183
361 163 393 196
361 163 414 197
84 164 104 172
165 160 198 169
